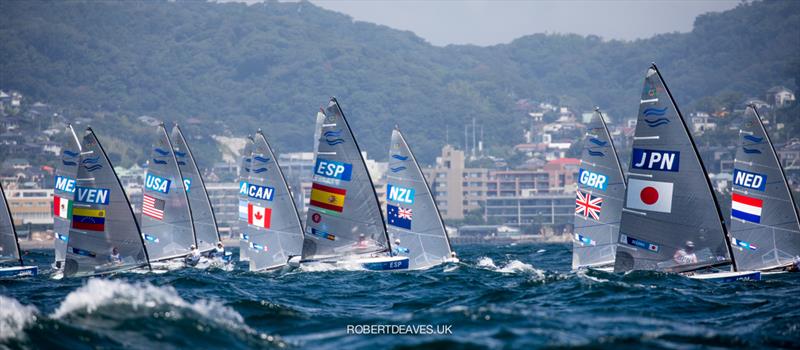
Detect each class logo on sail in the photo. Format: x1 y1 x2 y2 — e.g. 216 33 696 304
386 184 415 204
578 169 607 191
731 193 762 223
152 147 171 165
733 169 766 191
246 183 275 201
626 179 673 213
631 148 680 172
575 190 602 220
144 173 172 194
310 183 347 213
390 154 408 173
314 159 353 181
54 175 76 193
71 208 106 231
642 107 670 128
75 186 110 205
252 155 270 174
324 129 345 146
387 204 412 229
81 156 103 172
62 149 80 166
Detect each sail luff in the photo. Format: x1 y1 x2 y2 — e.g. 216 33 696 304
0 182 23 266
596 108 627 187
238 136 255 261
171 126 198 248
53 124 82 266
652 64 738 271
260 131 305 241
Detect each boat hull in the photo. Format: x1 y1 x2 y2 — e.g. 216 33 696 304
688 270 761 282
0 265 38 278
297 255 410 271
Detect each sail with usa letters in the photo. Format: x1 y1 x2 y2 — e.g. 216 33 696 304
0 182 38 277
64 128 150 277
613 65 751 279
728 105 800 272
140 123 195 262
299 98 407 271
171 125 221 254
238 136 255 262
53 124 82 270
386 127 455 270
244 131 304 271
572 109 626 270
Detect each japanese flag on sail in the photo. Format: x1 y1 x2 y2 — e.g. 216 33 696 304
53 195 72 219
247 203 272 229
626 178 673 213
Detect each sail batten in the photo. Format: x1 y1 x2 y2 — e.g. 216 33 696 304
614 65 733 274
244 131 304 271
728 106 800 271
386 128 453 269
64 128 149 277
302 98 390 261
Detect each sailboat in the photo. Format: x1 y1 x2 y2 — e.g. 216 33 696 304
171 125 221 254
140 123 195 264
243 130 304 271
385 126 457 270
294 98 409 271
572 108 626 271
613 64 760 282
64 128 150 277
53 124 82 271
238 135 254 262
0 182 38 277
728 104 800 273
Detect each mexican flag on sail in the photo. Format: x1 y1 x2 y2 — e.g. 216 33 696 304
54 195 73 219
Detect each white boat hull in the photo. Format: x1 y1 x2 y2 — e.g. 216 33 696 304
0 265 38 278
297 255 410 271
688 270 761 282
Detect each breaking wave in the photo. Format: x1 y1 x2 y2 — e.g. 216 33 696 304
0 295 37 341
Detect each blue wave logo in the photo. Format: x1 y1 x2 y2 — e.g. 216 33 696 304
644 117 670 127
63 150 80 158
83 164 103 172
743 135 763 143
244 167 251 172
643 107 668 117
253 156 270 163
742 147 761 154
391 154 409 161
153 148 170 156
252 168 268 173
324 130 345 146
62 160 78 166
175 151 187 158
587 150 605 157
81 157 100 164
152 159 168 165
390 166 407 173
589 138 607 146
244 158 252 163
177 161 187 166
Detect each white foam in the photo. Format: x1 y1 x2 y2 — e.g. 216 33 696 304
51 278 248 332
298 261 365 272
476 256 498 269
476 257 544 275
0 295 37 341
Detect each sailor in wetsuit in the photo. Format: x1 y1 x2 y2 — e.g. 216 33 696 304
185 244 201 265
673 241 698 265
392 238 409 256
108 247 121 264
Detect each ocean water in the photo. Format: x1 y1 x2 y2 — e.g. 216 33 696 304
1 243 799 349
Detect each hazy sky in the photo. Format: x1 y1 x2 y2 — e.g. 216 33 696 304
308 0 740 46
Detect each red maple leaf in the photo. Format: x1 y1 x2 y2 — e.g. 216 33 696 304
255 211 263 220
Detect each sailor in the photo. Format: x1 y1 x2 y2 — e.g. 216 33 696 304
392 238 409 256
787 257 800 272
673 241 698 265
356 234 369 249
185 244 201 265
108 247 121 264
208 241 225 259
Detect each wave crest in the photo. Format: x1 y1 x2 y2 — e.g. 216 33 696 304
0 295 37 341
476 257 544 275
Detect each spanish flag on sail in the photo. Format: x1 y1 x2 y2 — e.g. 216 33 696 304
310 183 346 213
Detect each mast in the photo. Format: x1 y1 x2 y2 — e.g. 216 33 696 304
174 124 221 244
651 63 738 271
166 123 198 247
596 107 627 187
0 182 23 266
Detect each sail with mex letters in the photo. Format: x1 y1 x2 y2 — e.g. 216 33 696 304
728 105 800 271
171 125 220 253
614 65 734 274
238 135 255 262
140 123 195 262
64 128 150 277
53 124 82 269
572 109 627 270
244 131 304 271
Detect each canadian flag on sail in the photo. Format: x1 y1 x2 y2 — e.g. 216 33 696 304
247 203 272 229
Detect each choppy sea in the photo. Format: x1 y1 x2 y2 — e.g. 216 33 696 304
1 243 799 349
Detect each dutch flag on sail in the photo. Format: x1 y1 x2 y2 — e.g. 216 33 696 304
731 193 763 224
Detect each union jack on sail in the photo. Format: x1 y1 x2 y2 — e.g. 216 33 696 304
575 190 603 221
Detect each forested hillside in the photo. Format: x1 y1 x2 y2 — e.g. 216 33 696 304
1 0 797 164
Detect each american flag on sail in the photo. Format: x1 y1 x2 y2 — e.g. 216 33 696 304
142 194 165 220
575 190 602 221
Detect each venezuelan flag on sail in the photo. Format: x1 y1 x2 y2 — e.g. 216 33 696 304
71 207 106 231
309 183 346 213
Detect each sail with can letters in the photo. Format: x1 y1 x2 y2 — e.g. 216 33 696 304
140 123 195 262
53 124 82 268
244 131 304 271
572 109 626 270
64 128 149 277
301 98 391 261
614 65 733 274
728 105 800 271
